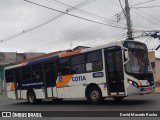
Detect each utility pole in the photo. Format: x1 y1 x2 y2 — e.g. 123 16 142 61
125 0 133 40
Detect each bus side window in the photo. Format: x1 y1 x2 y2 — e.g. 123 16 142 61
22 66 31 80
32 64 43 79
71 54 85 74
86 50 103 72
58 57 70 75
14 68 21 83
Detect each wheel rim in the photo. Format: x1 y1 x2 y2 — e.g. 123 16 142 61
29 93 34 103
90 90 100 101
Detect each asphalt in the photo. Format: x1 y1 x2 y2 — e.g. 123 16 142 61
0 94 160 120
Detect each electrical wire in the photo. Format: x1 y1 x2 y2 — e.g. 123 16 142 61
129 0 134 4
131 0 155 6
131 9 160 27
0 0 96 43
45 0 126 25
106 0 121 7
134 8 160 22
24 0 125 29
119 0 127 20
133 5 160 9
1 0 127 43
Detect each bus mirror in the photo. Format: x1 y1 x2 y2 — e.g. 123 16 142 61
125 51 129 60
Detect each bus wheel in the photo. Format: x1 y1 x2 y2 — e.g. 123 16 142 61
87 86 102 104
27 91 36 104
113 97 124 101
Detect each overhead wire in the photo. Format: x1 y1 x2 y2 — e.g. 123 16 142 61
133 6 160 9
131 0 155 6
29 24 105 51
24 0 125 29
131 9 160 27
0 0 96 43
45 0 126 25
106 0 121 7
1 0 127 43
134 8 160 22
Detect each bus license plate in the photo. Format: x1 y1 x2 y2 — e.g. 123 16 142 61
145 87 150 91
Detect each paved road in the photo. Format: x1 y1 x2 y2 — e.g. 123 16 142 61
0 94 160 111
0 94 160 120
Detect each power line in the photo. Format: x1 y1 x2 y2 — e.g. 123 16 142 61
0 0 95 43
134 8 160 22
129 0 134 4
1 0 127 43
30 24 107 52
45 0 126 25
131 0 155 6
29 24 103 51
133 5 160 9
131 9 160 27
146 37 153 45
119 0 127 20
106 0 121 7
24 0 126 29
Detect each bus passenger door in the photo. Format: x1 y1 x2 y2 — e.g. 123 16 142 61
43 63 57 98
104 48 125 96
14 68 22 99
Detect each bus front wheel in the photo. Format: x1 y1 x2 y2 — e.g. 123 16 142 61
27 91 36 104
87 86 103 104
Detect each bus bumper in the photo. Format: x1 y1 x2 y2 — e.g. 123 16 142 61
127 84 155 96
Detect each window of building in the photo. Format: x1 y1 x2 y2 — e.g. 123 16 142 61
71 54 85 74
86 50 103 72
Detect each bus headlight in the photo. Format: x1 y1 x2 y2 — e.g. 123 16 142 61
128 79 139 88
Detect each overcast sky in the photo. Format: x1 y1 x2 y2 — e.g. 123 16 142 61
0 0 160 56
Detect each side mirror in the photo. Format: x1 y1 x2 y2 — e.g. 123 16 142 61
124 51 129 60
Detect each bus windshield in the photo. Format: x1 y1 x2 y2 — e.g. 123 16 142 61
125 50 151 73
124 41 152 74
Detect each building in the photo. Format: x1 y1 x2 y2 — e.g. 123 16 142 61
149 51 160 82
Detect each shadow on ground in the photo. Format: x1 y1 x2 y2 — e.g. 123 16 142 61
10 99 154 106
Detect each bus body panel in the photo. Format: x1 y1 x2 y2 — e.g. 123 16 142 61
34 89 45 99
4 40 155 102
6 82 16 99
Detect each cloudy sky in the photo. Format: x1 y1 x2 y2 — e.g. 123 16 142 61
0 0 160 56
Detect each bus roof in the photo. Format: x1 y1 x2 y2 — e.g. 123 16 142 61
27 54 59 65
5 40 142 70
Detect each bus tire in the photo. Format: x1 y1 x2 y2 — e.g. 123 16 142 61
27 90 36 104
113 97 124 101
87 86 103 104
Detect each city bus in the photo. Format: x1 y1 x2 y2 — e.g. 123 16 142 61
4 40 155 104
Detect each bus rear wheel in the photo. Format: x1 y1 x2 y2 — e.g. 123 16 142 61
27 91 36 104
87 86 103 104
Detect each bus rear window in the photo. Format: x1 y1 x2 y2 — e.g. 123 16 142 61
5 69 14 83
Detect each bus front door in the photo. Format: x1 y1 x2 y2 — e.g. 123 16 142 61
105 48 125 96
43 63 57 98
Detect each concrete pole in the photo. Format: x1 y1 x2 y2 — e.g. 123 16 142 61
125 0 133 40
